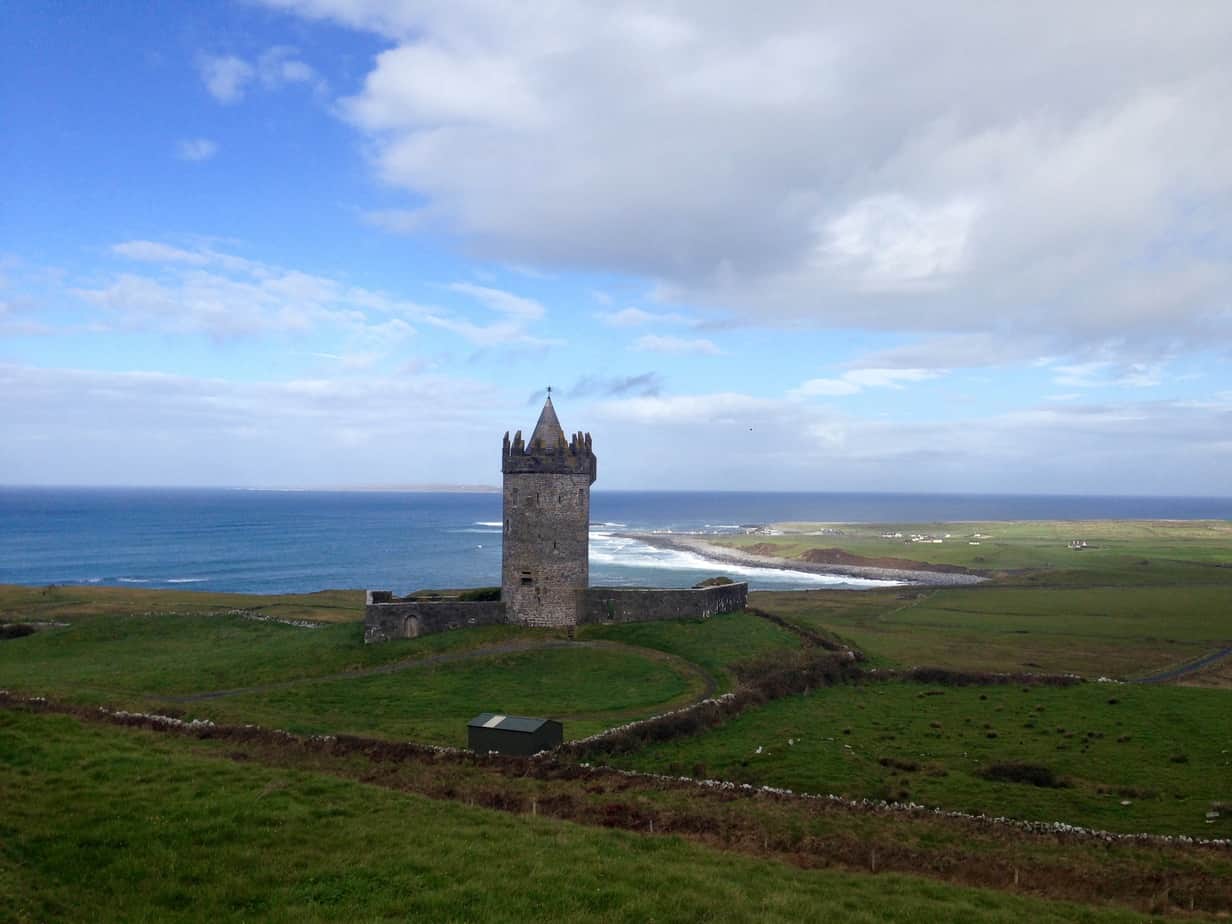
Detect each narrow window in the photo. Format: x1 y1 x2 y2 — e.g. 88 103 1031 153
577 488 584 502
520 571 533 587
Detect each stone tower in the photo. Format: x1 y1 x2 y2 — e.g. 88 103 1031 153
501 395 597 627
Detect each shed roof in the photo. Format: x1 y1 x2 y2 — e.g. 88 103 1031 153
468 712 558 733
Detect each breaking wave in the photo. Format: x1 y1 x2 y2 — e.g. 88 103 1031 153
588 530 900 589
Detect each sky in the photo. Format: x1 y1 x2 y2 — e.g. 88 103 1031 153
2 1 1230 494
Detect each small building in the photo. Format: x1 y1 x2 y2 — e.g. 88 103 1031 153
467 713 563 756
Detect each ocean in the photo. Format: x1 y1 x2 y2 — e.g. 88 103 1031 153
2 487 1230 595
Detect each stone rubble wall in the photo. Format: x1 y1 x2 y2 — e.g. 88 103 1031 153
578 582 748 625
363 591 506 644
363 582 749 642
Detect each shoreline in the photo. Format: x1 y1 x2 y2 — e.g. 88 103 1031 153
624 532 989 587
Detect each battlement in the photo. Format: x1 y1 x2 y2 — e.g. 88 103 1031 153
501 428 597 481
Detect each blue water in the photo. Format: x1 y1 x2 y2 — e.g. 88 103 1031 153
1 487 1229 594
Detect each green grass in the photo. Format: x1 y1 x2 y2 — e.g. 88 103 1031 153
722 519 1232 576
610 680 1232 838
0 583 365 623
0 710 1152 923
754 583 1232 678
577 610 801 690
0 609 536 706
180 645 703 745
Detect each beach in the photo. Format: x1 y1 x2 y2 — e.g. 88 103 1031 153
625 532 989 586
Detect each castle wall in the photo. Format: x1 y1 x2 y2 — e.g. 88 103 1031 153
578 582 748 625
501 471 592 627
363 591 506 643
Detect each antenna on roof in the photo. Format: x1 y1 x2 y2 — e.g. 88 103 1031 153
547 385 552 397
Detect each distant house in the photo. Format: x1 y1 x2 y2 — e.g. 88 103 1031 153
1068 539 1088 550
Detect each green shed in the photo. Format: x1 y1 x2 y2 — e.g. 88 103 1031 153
467 713 563 756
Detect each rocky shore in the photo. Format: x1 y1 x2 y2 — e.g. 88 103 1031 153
625 533 988 587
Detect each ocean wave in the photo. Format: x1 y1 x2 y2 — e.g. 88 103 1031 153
450 528 503 535
588 531 900 588
474 521 503 527
117 578 151 584
166 578 207 584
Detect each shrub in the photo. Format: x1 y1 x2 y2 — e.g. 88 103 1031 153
692 576 734 587
0 623 36 640
458 587 501 602
978 762 1068 788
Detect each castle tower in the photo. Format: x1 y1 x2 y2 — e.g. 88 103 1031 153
501 395 597 627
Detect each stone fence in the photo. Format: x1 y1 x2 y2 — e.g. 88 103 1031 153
363 581 749 643
363 591 506 644
578 582 748 625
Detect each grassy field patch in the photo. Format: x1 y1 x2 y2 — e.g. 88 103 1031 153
754 584 1232 678
0 608 541 706
610 680 1232 837
181 644 703 745
577 610 801 690
0 710 1155 923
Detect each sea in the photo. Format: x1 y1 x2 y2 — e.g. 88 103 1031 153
2 487 1230 595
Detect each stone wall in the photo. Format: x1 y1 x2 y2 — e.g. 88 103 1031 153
363 590 506 644
578 582 748 625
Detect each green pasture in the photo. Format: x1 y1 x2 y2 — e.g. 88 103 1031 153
754 583 1232 678
179 645 703 745
611 680 1232 838
0 608 534 707
0 583 364 624
0 710 1153 923
577 610 800 690
718 519 1232 579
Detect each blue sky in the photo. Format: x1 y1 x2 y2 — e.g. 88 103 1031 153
2 1 1230 493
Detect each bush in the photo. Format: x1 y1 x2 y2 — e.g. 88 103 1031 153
692 576 734 588
978 762 1068 788
458 587 501 602
0 623 36 640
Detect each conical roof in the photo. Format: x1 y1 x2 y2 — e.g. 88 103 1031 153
529 395 567 449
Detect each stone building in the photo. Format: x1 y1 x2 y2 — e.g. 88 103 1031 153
363 395 747 642
500 396 597 627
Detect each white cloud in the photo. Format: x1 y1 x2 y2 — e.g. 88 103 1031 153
0 362 506 487
793 368 941 398
591 387 1232 492
633 334 721 355
198 47 321 105
177 138 219 162
77 241 422 346
197 55 254 104
598 307 695 328
258 0 1232 353
1053 360 1165 389
447 282 544 320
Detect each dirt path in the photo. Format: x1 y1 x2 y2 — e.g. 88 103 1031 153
1133 646 1232 684
160 638 718 709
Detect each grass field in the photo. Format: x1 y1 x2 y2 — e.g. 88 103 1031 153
0 591 770 744
0 608 536 707
177 644 704 745
0 583 365 624
577 610 801 690
3 517 1231 919
610 680 1232 838
720 519 1232 576
0 709 1163 923
753 582 1232 678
